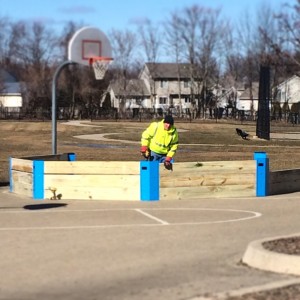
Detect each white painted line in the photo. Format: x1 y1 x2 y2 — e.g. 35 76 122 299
0 207 262 231
134 209 169 225
0 208 138 214
0 223 165 231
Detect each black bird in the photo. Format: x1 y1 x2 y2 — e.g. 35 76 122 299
236 128 249 140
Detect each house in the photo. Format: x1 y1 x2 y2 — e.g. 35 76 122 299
108 63 202 117
139 63 201 114
0 69 22 115
236 82 259 113
274 75 300 109
107 79 150 110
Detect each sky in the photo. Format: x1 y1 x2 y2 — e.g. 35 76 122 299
0 0 288 36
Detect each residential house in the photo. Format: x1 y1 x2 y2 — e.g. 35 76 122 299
107 79 150 111
236 82 259 114
206 82 245 118
139 63 201 115
274 75 300 109
0 69 22 115
108 63 202 116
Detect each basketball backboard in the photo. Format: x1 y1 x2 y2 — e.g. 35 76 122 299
68 26 113 66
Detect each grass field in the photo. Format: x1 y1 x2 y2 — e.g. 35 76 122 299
1 119 300 184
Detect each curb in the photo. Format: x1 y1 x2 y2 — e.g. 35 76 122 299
242 233 300 276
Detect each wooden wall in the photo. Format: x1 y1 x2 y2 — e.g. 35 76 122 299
10 154 300 200
10 157 257 200
269 169 300 195
43 161 140 200
10 157 140 200
160 161 256 199
10 158 33 197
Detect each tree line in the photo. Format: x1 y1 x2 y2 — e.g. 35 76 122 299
0 1 300 120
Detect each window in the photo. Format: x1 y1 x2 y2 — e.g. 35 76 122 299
183 80 190 88
160 80 168 88
185 97 191 103
159 97 167 104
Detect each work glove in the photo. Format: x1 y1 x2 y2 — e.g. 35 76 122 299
164 157 173 171
140 146 150 159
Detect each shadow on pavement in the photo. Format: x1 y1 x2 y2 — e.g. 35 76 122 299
23 203 68 210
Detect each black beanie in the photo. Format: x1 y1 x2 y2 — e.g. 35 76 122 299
164 115 174 125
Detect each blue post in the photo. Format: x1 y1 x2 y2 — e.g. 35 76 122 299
68 153 76 161
254 152 269 197
140 161 159 201
33 160 44 200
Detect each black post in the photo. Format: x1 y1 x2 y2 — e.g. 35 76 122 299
52 60 76 154
256 65 270 140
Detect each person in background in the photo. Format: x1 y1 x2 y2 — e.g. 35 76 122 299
140 115 179 170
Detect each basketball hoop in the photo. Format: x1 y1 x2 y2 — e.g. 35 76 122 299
89 56 113 80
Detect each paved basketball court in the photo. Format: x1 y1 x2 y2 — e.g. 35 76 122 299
0 187 299 300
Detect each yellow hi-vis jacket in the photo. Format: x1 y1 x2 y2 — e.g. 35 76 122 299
141 120 179 158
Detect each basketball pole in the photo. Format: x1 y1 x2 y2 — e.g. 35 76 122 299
51 60 76 155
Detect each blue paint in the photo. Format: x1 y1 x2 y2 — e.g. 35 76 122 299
140 161 159 201
254 152 269 197
33 160 44 200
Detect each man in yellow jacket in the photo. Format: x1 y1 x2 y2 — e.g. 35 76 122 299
140 115 179 170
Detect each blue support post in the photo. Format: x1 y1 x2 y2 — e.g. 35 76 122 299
254 152 269 197
33 160 44 200
68 153 76 161
140 161 159 201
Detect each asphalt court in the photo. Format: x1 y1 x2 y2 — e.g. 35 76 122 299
0 188 300 300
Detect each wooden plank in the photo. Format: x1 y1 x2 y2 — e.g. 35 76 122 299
160 169 256 178
20 153 71 161
160 160 256 175
44 161 140 175
11 184 32 197
161 184 255 200
44 174 139 188
44 174 139 200
11 171 33 197
44 186 139 201
270 169 300 183
270 180 300 195
269 169 300 195
11 158 33 173
11 170 33 185
160 173 255 188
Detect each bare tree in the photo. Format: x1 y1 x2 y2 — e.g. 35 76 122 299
138 19 161 63
171 5 225 118
137 19 162 114
0 16 11 66
258 1 300 78
109 29 137 117
7 21 59 116
275 0 300 67
164 13 189 117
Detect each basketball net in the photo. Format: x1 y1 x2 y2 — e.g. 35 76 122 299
89 57 113 80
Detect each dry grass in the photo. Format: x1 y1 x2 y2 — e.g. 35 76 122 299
1 119 300 184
